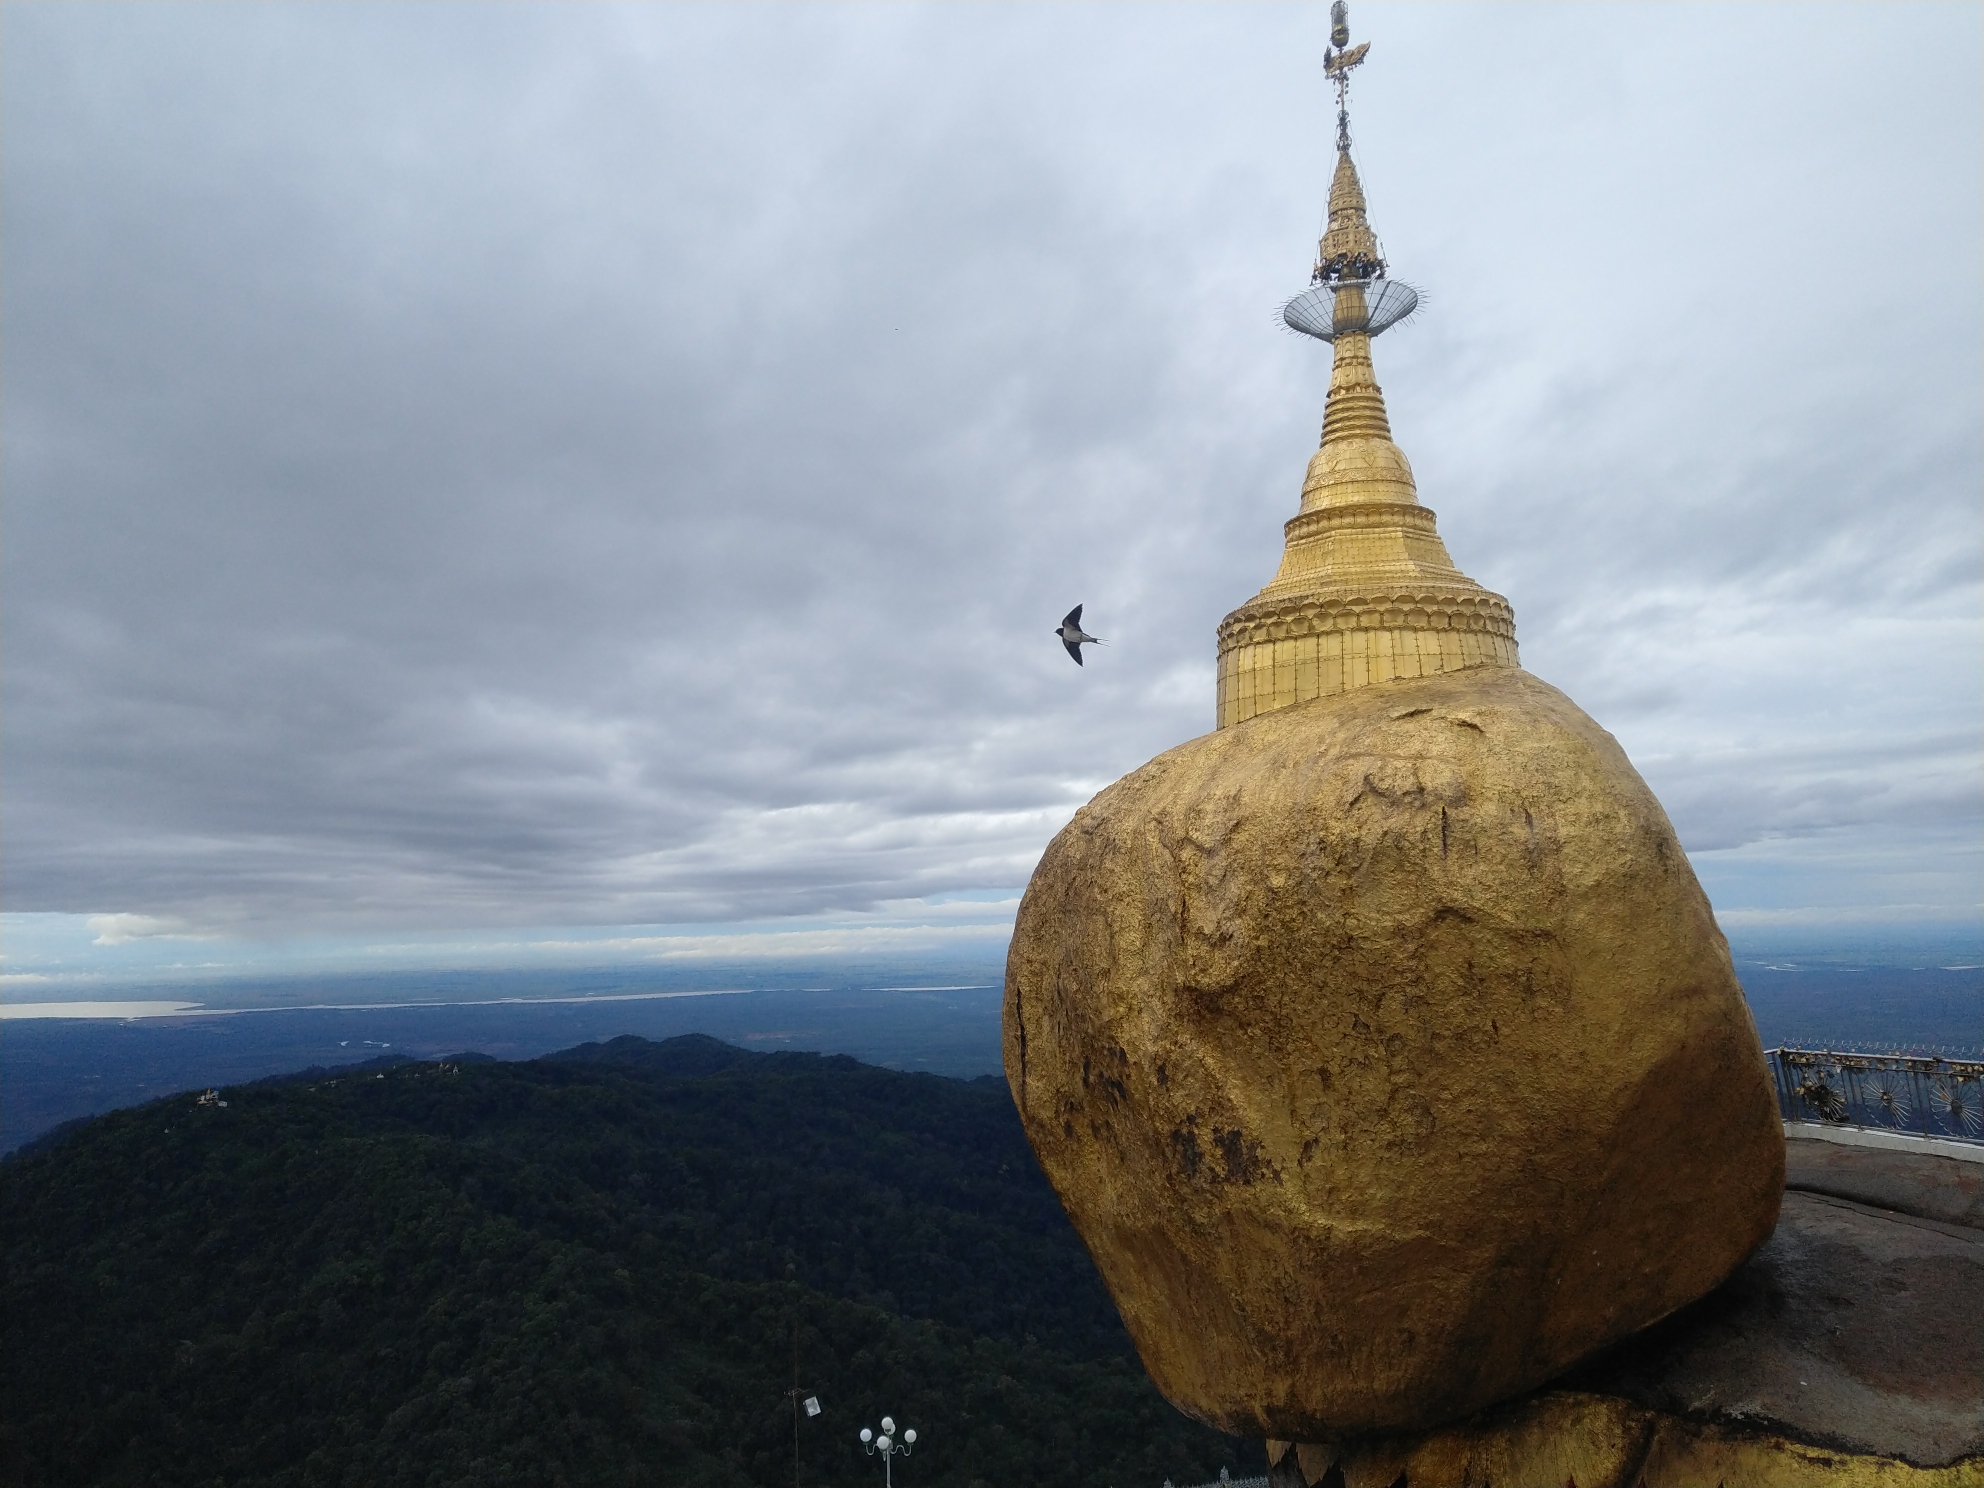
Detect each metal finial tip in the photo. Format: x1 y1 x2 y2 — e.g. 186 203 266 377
1330 0 1350 48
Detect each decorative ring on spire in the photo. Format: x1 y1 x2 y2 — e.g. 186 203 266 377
1282 279 1420 342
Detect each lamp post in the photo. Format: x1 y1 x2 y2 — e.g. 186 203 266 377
783 1316 820 1488
858 1415 917 1487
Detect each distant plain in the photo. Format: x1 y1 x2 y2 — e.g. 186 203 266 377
5 942 1978 1154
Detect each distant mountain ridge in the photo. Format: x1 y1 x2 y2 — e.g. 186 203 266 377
551 1031 767 1078
0 1034 1243 1487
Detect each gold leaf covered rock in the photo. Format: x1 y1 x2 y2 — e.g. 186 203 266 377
1003 666 1784 1437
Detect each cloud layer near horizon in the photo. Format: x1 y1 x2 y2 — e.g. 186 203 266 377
5 2 1979 945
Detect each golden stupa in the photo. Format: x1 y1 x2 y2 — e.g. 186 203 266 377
1215 99 1517 728
1004 0 1786 1452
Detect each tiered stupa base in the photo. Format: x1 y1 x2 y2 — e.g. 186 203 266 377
1216 581 1517 727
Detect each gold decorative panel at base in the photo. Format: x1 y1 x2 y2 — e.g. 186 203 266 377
1216 589 1518 728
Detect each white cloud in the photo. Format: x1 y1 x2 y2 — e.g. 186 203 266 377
1716 905 1981 930
85 913 212 946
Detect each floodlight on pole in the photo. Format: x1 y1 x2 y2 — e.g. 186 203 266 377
783 1310 819 1488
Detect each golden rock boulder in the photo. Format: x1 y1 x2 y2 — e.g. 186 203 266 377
1002 666 1784 1439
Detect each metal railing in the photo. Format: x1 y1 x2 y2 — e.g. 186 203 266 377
1769 1048 1984 1145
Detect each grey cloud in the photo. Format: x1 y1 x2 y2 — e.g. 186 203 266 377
4 3 1978 934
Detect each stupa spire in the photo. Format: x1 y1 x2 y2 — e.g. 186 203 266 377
1214 1 1517 729
1319 154 1377 260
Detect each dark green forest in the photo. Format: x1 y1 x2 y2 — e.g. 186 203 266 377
1 1035 1250 1488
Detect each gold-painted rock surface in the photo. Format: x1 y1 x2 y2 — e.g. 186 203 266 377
1003 665 1784 1438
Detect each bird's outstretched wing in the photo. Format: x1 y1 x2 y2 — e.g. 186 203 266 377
1061 604 1084 630
1063 638 1085 665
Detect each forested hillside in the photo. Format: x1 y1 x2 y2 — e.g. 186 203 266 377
2 1035 1246 1487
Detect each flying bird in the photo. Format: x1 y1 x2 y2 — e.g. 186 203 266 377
1056 605 1104 665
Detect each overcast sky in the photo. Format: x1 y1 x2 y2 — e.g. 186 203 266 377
4 2 1979 987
